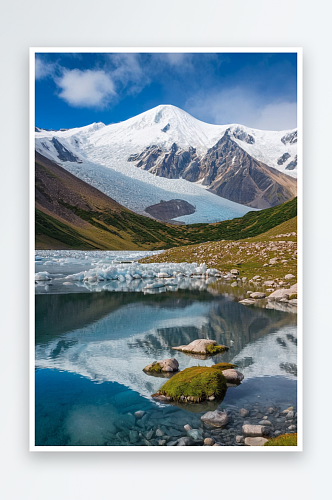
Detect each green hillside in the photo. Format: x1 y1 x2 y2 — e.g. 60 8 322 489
35 152 297 250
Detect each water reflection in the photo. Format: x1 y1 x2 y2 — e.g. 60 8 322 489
36 290 297 401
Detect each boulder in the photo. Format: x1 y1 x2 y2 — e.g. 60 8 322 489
201 410 229 428
264 280 276 287
244 437 268 446
239 299 255 306
172 339 227 355
250 292 266 299
143 358 179 373
267 289 291 301
222 369 244 384
242 424 270 437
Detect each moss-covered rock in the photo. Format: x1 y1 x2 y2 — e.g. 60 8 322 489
152 366 227 403
288 293 297 300
172 339 228 356
206 344 227 355
264 433 297 446
212 362 237 371
143 358 179 374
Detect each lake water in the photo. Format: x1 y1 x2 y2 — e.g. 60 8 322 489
35 251 297 447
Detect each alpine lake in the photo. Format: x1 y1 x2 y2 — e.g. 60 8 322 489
35 250 297 447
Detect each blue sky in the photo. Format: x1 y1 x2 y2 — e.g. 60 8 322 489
35 52 297 131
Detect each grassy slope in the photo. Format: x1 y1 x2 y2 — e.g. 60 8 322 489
141 216 297 282
35 152 297 250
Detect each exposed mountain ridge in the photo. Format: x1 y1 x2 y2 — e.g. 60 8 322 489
128 129 297 208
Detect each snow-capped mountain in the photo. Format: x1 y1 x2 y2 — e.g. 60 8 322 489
35 105 297 220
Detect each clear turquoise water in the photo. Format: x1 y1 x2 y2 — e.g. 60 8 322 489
35 289 297 446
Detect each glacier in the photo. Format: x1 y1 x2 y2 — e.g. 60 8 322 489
35 105 297 224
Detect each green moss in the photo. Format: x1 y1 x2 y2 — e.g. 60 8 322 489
212 362 237 371
148 362 162 373
156 366 227 402
288 294 297 300
264 433 297 446
206 344 227 355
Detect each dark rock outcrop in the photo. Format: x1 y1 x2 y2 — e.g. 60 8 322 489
128 131 297 209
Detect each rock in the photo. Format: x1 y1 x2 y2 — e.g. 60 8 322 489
167 440 178 446
286 411 295 419
250 292 266 299
239 299 255 306
158 439 167 446
231 282 238 287
236 435 244 443
172 339 227 355
290 283 297 293
145 429 154 440
282 406 294 414
267 288 291 301
152 394 173 402
187 429 203 441
285 274 295 280
204 438 215 446
239 408 249 418
208 395 215 400
274 430 282 436
244 437 268 446
242 277 247 282
242 424 270 437
252 275 261 280
184 424 192 432
155 428 164 437
134 411 145 419
246 290 254 295
269 258 278 265
262 416 268 420
129 430 139 443
177 437 195 446
143 358 179 373
267 407 275 414
230 269 239 275
288 425 297 431
264 280 276 287
221 369 244 384
213 443 221 446
259 420 272 426
201 410 229 428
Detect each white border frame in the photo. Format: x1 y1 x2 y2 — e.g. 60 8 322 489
29 47 303 452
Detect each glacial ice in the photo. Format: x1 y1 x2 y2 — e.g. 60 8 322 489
34 250 227 295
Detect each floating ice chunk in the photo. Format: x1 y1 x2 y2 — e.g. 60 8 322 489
35 271 51 281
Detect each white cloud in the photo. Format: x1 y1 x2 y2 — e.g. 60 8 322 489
56 69 116 108
186 87 297 131
35 57 56 80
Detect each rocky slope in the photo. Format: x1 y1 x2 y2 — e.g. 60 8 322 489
128 129 297 209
